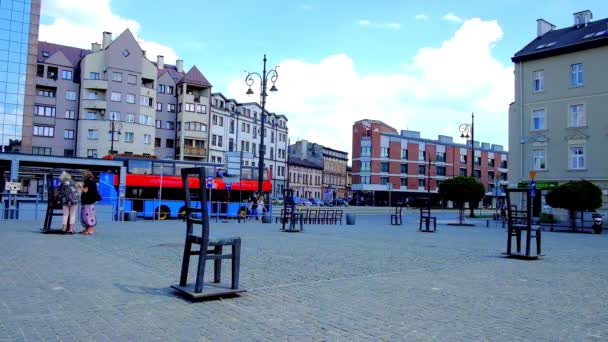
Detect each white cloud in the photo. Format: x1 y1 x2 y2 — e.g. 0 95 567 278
357 20 401 30
415 14 430 21
227 18 513 158
442 13 463 23
39 0 179 64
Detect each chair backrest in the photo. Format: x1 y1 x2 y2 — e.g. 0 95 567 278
181 167 210 238
420 207 431 217
394 206 402 215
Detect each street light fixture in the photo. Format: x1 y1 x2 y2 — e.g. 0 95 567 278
459 112 475 217
108 118 122 155
244 54 279 194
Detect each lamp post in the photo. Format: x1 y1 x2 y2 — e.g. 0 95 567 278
427 157 433 209
245 54 279 194
459 112 475 217
108 118 122 155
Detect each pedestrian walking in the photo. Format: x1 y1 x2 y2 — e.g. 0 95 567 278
79 170 101 235
58 171 79 234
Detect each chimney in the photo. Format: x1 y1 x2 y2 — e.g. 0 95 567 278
91 42 101 52
142 50 146 57
573 10 593 27
176 59 183 73
536 19 556 37
102 31 112 49
157 55 164 70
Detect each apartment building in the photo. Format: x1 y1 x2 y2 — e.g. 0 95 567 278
208 94 289 199
288 157 323 199
32 29 211 160
351 119 508 207
288 140 349 199
509 10 608 209
0 0 41 153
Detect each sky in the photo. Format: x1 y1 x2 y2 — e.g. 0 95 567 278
39 0 608 159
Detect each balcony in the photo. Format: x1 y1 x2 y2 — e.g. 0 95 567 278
83 78 108 90
81 99 107 110
178 147 207 157
140 87 156 98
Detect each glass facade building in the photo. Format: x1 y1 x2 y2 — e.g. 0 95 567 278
0 0 39 153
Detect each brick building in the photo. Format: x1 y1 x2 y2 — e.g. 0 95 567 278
351 119 508 207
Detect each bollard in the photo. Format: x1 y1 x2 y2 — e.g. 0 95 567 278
346 213 356 225
486 219 490 227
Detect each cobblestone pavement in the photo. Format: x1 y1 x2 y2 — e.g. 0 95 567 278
0 214 607 341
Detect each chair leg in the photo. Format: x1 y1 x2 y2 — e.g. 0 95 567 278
231 240 241 289
194 237 209 293
536 229 542 255
213 245 222 283
179 238 192 286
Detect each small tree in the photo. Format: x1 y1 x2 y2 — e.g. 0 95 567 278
439 176 486 224
545 180 602 227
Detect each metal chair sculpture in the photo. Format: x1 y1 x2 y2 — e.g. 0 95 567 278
171 167 244 299
41 173 67 234
281 189 303 232
504 188 542 260
419 207 437 232
390 206 403 225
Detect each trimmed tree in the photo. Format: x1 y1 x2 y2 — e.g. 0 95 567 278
545 180 602 228
439 176 486 224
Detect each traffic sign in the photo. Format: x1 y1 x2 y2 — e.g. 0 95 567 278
530 180 536 198
206 176 213 189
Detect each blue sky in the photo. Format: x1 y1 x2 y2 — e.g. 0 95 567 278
40 0 608 157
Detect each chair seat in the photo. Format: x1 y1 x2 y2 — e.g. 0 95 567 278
189 235 241 246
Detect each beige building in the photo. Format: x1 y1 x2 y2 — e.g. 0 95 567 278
288 157 323 199
509 10 608 209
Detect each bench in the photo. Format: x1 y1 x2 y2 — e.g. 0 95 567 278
419 207 437 232
390 206 403 225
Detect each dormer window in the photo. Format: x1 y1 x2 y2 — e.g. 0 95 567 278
42 51 49 57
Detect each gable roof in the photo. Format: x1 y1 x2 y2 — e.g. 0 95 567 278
512 17 608 63
288 157 323 170
38 41 90 66
179 66 212 87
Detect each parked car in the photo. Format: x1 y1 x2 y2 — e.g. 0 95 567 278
309 198 324 206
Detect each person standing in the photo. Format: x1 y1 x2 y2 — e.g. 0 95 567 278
256 194 265 220
59 171 79 234
79 170 100 235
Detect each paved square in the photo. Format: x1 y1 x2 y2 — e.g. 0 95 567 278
0 212 607 341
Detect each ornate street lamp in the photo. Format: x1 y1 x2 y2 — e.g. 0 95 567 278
108 118 122 155
244 54 279 194
459 112 475 217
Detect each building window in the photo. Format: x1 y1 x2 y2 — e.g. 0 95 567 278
64 149 74 157
400 178 407 186
34 105 56 117
531 148 546 170
166 139 174 148
570 63 583 87
569 146 585 169
156 102 162 111
533 70 544 92
218 136 223 147
185 103 195 112
110 92 121 102
435 152 446 162
89 72 100 80
474 156 482 166
488 158 495 167
418 150 425 161
37 88 55 97
460 155 467 164
127 74 137 84
47 66 58 79
196 104 206 113
36 64 44 77
61 70 72 80
400 149 408 159
33 125 54 137
184 122 207 132
139 96 153 107
154 137 161 147
418 165 425 175
531 109 545 130
211 134 217 146
65 110 75 120
165 121 174 130
380 162 389 172
473 170 481 178
86 112 97 120
167 86 174 94
380 147 389 158
87 149 98 158
459 168 467 176
155 120 162 129
32 147 52 155
436 166 446 176
158 85 166 93
488 170 495 180
126 113 135 123
87 129 98 139
144 134 151 145
126 94 136 104
122 49 130 57
140 115 153 125
64 129 74 140
360 161 370 172
568 104 585 127
65 91 77 101
400 164 407 174
167 104 176 112
380 177 389 185
110 111 120 121
124 132 134 143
